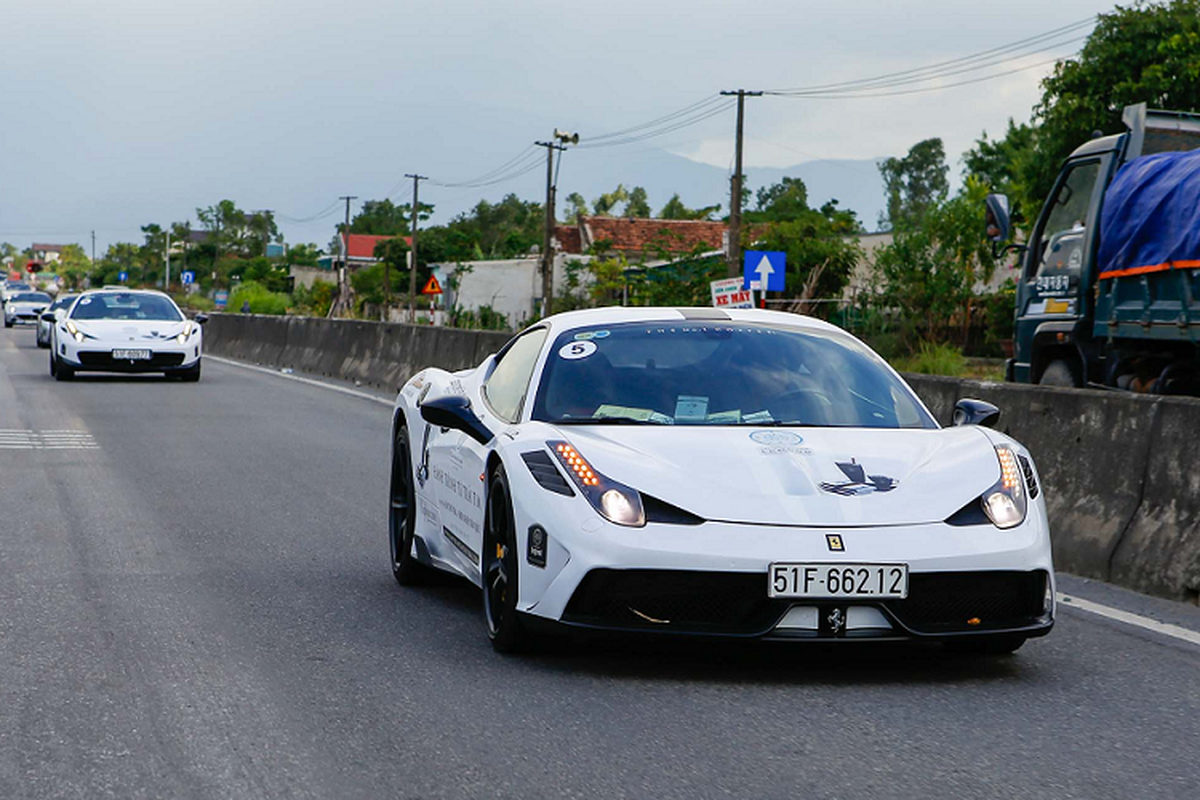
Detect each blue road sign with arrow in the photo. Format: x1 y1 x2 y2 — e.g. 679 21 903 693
118 271 128 283
181 270 195 285
743 251 785 292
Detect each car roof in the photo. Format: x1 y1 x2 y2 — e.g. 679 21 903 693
540 306 844 336
78 288 172 299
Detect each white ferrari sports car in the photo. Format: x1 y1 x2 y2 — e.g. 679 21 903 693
4 290 52 328
50 289 206 381
390 307 1054 654
36 293 78 347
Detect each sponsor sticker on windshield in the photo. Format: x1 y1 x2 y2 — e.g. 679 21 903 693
559 341 596 360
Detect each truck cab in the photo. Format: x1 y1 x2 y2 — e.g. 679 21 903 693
988 104 1200 391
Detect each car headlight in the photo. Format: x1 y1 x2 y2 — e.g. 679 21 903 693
176 323 195 344
548 440 645 527
66 320 85 343
981 445 1027 529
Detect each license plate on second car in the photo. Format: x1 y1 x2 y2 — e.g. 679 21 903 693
112 349 151 360
768 562 909 599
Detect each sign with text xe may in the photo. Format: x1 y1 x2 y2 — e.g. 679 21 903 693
710 277 753 309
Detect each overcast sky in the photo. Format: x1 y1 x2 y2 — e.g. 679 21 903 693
0 0 1115 254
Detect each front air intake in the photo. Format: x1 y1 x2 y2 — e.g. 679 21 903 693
1017 454 1040 499
521 450 574 497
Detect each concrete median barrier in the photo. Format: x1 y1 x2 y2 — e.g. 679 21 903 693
204 313 509 392
201 312 1199 604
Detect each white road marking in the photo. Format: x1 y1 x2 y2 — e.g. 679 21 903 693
0 429 99 449
205 355 394 407
1057 593 1200 647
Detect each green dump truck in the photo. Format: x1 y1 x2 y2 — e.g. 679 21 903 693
986 104 1200 394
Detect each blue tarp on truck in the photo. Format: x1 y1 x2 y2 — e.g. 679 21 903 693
1098 149 1200 279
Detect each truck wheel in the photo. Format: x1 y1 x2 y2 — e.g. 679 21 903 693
1038 360 1079 388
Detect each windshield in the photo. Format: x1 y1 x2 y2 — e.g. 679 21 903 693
51 295 77 311
6 283 31 292
12 293 51 304
70 293 183 322
532 322 935 428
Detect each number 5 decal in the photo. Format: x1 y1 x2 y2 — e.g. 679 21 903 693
558 341 597 360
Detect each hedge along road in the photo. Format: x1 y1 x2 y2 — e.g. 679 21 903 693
1 331 1199 800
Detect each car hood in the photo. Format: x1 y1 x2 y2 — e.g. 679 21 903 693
9 302 47 311
72 319 189 341
552 425 1000 527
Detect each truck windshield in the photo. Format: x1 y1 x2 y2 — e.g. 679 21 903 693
1031 160 1101 286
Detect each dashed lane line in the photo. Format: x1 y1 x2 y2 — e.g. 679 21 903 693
1058 593 1200 647
0 429 100 449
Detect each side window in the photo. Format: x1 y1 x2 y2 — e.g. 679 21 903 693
1029 160 1101 287
482 328 549 423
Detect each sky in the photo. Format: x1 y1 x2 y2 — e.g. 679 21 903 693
0 0 1116 255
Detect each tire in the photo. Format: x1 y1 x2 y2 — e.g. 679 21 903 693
178 361 202 383
1038 359 1078 388
944 635 1026 655
49 350 57 377
483 463 528 653
389 426 429 585
4 319 11 329
55 361 74 381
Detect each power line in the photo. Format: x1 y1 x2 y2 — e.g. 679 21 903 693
766 17 1093 95
575 100 737 149
768 36 1089 98
769 54 1077 100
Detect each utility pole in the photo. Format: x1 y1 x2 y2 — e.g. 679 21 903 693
90 230 96 264
330 196 356 317
404 175 427 323
165 230 171 292
257 210 273 259
720 90 762 278
535 131 576 318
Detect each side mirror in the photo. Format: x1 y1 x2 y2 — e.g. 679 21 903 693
952 398 1001 429
420 394 494 445
985 193 1011 243
195 314 209 324
41 313 55 322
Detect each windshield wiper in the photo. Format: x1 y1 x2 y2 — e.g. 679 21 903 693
555 416 665 425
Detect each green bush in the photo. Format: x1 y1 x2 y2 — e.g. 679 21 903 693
175 293 215 312
891 342 967 376
292 280 334 317
227 280 289 315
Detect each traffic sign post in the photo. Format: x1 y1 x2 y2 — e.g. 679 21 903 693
743 251 785 306
421 275 443 295
181 270 195 285
118 271 128 283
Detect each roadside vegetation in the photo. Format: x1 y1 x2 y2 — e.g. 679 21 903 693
5 0 1196 381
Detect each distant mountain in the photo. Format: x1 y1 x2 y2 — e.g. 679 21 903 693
553 149 887 231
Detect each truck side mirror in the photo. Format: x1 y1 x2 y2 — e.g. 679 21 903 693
952 398 1001 429
985 194 1011 243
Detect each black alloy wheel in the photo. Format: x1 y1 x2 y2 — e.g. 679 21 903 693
49 348 57 377
483 464 525 653
389 426 426 585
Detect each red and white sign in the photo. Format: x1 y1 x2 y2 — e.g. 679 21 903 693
710 277 753 309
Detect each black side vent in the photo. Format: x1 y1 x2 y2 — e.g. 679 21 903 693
945 498 989 527
1017 455 1040 499
521 451 574 496
643 494 706 525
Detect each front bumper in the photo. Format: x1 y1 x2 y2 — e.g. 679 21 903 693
517 513 1054 643
58 341 201 373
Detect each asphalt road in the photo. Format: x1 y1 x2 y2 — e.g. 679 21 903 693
1 327 1198 800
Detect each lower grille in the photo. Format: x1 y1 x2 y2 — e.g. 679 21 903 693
886 571 1048 633
563 569 786 634
562 568 1049 637
78 351 185 368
